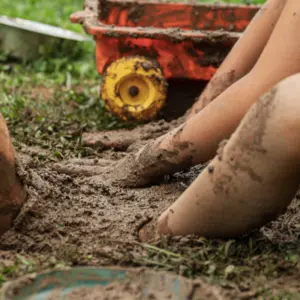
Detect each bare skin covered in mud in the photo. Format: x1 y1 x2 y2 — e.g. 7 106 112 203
157 84 300 238
82 119 175 151
0 115 26 236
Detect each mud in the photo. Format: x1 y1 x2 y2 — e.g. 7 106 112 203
62 276 218 300
0 118 201 260
65 282 144 300
2 151 172 252
102 27 238 47
63 280 170 300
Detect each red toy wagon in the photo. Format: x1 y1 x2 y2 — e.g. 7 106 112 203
71 0 259 121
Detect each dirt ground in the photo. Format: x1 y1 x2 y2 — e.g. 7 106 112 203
0 118 189 258
1 118 300 299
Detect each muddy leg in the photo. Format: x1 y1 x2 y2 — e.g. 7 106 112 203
0 114 26 236
156 74 300 238
116 0 300 187
187 0 286 117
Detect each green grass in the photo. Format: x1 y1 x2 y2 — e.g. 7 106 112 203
0 0 85 32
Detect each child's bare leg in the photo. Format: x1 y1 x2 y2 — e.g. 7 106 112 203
187 0 286 117
157 74 300 238
0 114 26 236
55 0 300 188
113 0 300 187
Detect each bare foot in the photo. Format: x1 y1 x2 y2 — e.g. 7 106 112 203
52 146 183 188
82 129 141 151
52 158 114 177
51 154 154 187
109 144 192 188
56 126 196 188
82 120 172 151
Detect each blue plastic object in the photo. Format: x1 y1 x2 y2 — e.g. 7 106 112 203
1 267 198 300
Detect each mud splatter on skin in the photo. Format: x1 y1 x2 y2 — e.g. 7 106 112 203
207 166 214 174
82 118 183 152
103 120 198 188
216 139 228 162
210 88 277 196
190 70 236 115
212 172 233 196
226 88 277 182
109 141 192 188
235 88 277 154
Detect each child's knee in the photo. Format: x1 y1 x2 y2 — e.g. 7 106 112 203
257 74 300 158
274 74 300 125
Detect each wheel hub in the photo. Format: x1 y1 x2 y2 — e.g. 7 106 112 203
129 85 140 97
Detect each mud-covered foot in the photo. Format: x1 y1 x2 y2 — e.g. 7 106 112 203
54 128 193 188
82 129 141 151
82 120 172 151
52 158 114 177
51 150 170 188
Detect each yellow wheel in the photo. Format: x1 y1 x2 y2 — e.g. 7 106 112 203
101 57 167 121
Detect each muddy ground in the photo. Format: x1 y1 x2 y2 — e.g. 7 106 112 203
1 118 300 299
